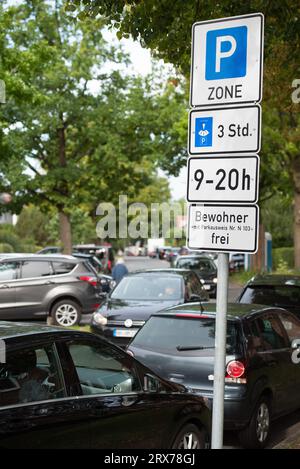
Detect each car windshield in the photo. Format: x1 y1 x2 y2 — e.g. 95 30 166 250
110 275 182 301
132 316 239 355
176 257 216 272
239 285 300 308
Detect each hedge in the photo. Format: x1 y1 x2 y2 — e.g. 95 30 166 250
273 247 294 270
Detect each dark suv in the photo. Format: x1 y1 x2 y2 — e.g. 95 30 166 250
128 302 300 448
0 255 102 326
237 274 300 318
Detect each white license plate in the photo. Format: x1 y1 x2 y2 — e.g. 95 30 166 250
113 329 137 338
203 285 211 290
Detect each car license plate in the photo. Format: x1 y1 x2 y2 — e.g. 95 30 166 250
113 329 137 338
203 285 211 290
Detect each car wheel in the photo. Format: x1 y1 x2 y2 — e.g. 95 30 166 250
238 396 271 449
50 299 82 327
171 424 206 449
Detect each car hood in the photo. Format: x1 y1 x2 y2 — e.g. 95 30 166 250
96 298 182 321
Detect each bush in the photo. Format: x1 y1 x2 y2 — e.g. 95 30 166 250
0 243 14 253
18 244 37 253
0 232 21 251
273 247 294 270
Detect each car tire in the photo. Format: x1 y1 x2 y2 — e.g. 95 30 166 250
171 424 206 449
50 299 82 327
238 396 271 449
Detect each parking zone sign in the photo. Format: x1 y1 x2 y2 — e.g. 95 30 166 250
190 13 264 107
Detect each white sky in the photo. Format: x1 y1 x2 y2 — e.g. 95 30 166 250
103 31 187 201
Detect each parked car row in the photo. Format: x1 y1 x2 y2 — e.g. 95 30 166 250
1 243 300 449
91 269 209 347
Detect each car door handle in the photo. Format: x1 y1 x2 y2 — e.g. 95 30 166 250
0 284 10 289
168 373 185 382
44 280 55 285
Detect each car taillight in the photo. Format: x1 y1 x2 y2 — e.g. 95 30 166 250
79 276 98 287
225 360 246 384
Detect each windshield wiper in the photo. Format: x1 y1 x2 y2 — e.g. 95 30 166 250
176 345 215 351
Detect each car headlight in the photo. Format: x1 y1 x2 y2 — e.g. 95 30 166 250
200 279 205 285
213 278 218 284
93 313 108 326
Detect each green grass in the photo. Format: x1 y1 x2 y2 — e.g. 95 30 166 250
67 325 92 333
230 270 257 286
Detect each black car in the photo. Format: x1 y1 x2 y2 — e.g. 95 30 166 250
91 269 209 347
0 255 102 326
128 302 300 448
175 255 218 298
237 274 300 318
73 244 115 274
0 322 211 449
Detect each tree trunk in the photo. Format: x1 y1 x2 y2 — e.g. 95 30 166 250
59 211 72 254
293 159 300 268
57 116 72 254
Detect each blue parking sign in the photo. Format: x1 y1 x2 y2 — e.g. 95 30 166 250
205 26 248 80
195 117 213 147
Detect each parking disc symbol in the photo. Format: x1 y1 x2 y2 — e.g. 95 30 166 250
195 117 213 147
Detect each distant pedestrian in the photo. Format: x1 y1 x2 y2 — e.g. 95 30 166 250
112 256 128 284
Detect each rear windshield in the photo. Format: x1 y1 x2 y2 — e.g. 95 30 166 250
132 316 240 355
239 285 300 309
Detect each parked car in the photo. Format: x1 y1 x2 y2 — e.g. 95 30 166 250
0 322 211 449
237 274 300 318
175 255 218 298
91 269 209 347
166 247 181 267
37 246 115 274
229 253 245 273
128 302 300 448
0 255 102 326
73 244 115 274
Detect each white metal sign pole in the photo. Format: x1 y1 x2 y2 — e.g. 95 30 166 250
211 252 228 449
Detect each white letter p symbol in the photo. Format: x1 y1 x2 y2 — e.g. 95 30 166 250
215 35 237 73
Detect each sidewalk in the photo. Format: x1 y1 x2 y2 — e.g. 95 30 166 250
273 429 300 449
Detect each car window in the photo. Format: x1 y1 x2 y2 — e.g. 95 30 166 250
255 315 288 350
132 316 241 355
21 261 52 279
67 341 141 395
188 273 205 296
111 275 182 301
176 257 216 272
278 312 300 343
0 344 65 407
52 261 75 275
239 285 300 309
0 261 19 281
